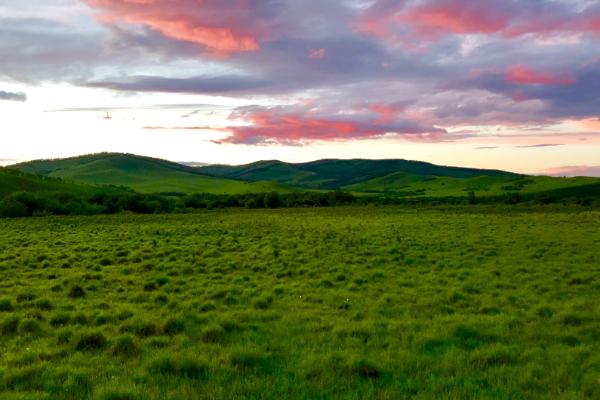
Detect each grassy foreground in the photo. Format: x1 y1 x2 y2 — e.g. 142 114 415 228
0 207 598 399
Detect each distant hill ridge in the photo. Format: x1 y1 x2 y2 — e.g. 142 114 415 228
9 153 600 198
198 158 517 189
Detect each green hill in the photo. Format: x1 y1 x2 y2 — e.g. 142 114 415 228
198 159 516 190
0 167 90 197
12 153 292 195
344 173 600 197
199 158 600 199
10 154 600 200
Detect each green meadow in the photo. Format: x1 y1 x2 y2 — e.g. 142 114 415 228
0 207 598 399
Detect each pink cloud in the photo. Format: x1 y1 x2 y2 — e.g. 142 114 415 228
359 0 600 44
366 102 405 123
84 0 261 53
400 1 508 37
216 107 446 145
308 48 326 59
506 66 576 85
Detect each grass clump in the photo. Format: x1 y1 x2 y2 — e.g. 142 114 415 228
0 299 14 312
18 319 43 337
147 357 208 380
229 348 274 373
200 324 226 343
163 318 185 336
1 316 19 336
252 295 274 310
99 392 141 400
351 358 383 379
111 335 139 357
35 298 53 311
68 285 86 299
75 332 108 351
50 312 71 327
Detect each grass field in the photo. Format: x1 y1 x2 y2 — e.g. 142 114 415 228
0 207 599 399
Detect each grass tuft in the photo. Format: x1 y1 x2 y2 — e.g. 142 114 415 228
75 332 108 351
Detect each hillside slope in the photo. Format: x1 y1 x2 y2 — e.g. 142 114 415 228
0 167 90 197
12 153 292 195
198 159 516 189
345 173 600 197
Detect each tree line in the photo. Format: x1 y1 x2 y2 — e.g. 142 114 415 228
0 187 597 218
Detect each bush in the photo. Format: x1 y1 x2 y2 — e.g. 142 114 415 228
0 197 28 218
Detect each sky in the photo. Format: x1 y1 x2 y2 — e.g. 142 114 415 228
1 0 600 176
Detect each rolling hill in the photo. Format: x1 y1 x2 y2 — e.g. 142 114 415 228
9 153 600 199
12 153 292 195
199 158 600 198
0 167 91 197
198 159 516 190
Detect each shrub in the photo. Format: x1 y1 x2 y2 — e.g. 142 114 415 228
75 332 108 351
0 197 28 218
263 192 280 209
68 285 86 299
